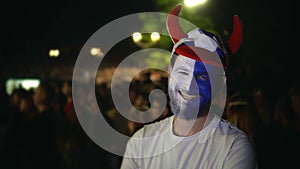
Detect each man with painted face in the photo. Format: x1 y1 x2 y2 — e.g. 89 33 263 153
121 4 257 169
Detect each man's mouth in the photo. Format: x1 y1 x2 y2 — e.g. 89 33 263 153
178 90 200 100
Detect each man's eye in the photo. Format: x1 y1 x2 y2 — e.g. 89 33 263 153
178 71 189 75
196 75 208 80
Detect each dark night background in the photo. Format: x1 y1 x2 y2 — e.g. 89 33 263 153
0 1 299 169
0 0 298 114
0 0 298 80
0 0 298 111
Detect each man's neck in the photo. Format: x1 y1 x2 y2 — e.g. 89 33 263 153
172 114 212 137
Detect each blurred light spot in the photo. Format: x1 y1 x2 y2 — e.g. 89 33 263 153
132 32 142 42
6 79 40 95
90 47 103 57
150 32 160 42
184 0 207 7
49 49 60 57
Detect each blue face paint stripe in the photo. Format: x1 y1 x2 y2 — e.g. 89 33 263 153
193 61 212 115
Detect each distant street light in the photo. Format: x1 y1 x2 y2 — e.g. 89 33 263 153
49 49 60 58
132 32 160 48
150 32 160 42
90 47 104 57
132 32 143 43
184 0 207 7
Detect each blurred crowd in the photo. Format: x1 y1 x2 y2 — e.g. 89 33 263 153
0 67 299 169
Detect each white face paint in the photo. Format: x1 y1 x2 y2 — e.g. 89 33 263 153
168 55 212 120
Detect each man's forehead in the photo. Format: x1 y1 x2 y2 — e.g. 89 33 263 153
173 55 195 70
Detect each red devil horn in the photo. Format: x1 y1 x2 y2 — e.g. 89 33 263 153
227 15 243 55
166 4 187 44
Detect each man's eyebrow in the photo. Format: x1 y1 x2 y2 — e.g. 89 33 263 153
174 65 190 72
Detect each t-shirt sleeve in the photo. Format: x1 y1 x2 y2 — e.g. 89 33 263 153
120 129 144 169
223 134 258 169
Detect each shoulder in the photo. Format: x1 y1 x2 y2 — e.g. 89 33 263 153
218 118 248 137
124 116 174 158
219 119 258 168
217 118 255 154
211 117 252 147
132 115 174 138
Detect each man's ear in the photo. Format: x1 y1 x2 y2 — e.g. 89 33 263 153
168 65 173 75
168 65 172 72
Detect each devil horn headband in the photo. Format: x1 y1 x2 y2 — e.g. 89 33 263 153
166 4 243 55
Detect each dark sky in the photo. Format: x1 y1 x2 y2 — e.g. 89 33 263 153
0 0 156 76
0 0 298 84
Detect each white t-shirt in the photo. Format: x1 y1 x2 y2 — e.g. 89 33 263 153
121 115 257 169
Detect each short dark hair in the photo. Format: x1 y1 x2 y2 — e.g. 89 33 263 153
38 82 56 102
